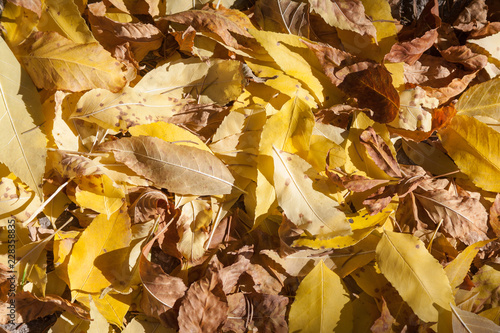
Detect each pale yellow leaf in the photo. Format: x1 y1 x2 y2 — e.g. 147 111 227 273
438 115 500 192
71 87 187 131
0 37 46 199
0 3 39 47
74 174 125 218
272 147 350 238
289 261 352 332
376 230 454 323
451 304 500 333
456 76 500 122
88 296 110 332
122 315 175 333
468 32 500 66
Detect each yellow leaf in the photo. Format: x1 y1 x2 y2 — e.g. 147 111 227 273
0 177 41 225
272 147 350 238
38 0 96 44
67 206 132 301
438 115 500 192
129 121 211 152
468 32 500 66
0 37 47 199
254 96 315 225
307 134 346 172
74 174 125 218
17 31 126 92
122 315 175 333
135 55 245 105
249 29 343 105
289 261 352 332
176 200 211 262
456 76 500 122
71 86 187 131
88 296 110 332
0 3 39 47
75 293 132 328
294 202 396 249
376 230 454 322
445 239 494 291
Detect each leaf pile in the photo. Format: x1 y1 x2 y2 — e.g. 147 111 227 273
1 0 500 332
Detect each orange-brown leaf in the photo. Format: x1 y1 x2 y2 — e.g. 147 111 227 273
360 127 402 178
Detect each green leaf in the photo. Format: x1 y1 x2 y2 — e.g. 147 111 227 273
376 230 454 323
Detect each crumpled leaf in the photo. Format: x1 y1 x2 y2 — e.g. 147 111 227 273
178 275 228 333
17 31 127 92
98 136 236 195
288 260 352 332
308 0 377 39
376 230 454 323
384 29 438 65
360 127 401 178
438 115 500 192
272 147 350 238
0 37 46 199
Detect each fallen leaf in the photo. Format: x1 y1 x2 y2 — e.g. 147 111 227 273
272 147 350 238
288 260 352 332
360 126 401 178
308 0 377 39
456 76 500 122
98 136 236 195
0 37 46 199
451 303 500 332
17 31 127 92
438 115 500 192
370 297 395 333
452 0 488 32
338 65 400 123
254 0 310 36
6 0 42 17
384 29 438 65
376 230 454 323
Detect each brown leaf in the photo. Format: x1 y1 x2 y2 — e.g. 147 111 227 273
17 31 127 92
338 65 400 123
468 22 500 39
360 127 401 178
414 189 489 245
0 263 12 303
88 2 163 62
178 275 228 333
161 6 254 49
139 233 187 326
0 291 89 324
6 0 41 17
489 194 500 238
384 29 438 65
453 0 488 32
327 171 390 192
98 136 236 196
370 297 395 333
254 0 310 37
248 293 289 332
128 189 171 224
309 0 377 39
302 39 355 86
214 255 251 295
440 45 488 72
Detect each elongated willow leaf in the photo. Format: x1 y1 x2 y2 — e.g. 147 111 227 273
98 136 236 195
0 37 46 198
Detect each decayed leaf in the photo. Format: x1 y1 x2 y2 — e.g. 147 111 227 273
451 304 500 332
178 275 228 333
338 65 400 123
384 29 438 65
360 127 401 178
414 189 489 245
308 0 377 39
0 291 89 324
376 230 454 323
438 115 500 192
88 2 163 62
452 0 488 32
17 31 127 92
456 76 500 121
288 260 352 332
128 189 169 224
370 297 395 333
71 86 187 131
98 136 236 195
445 239 494 291
163 6 254 49
254 0 310 36
272 147 350 238
0 37 46 199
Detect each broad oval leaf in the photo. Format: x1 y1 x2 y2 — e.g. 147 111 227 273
376 230 454 323
438 115 500 192
288 261 352 332
0 37 46 198
272 147 351 238
98 136 236 196
456 76 500 121
17 31 126 92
